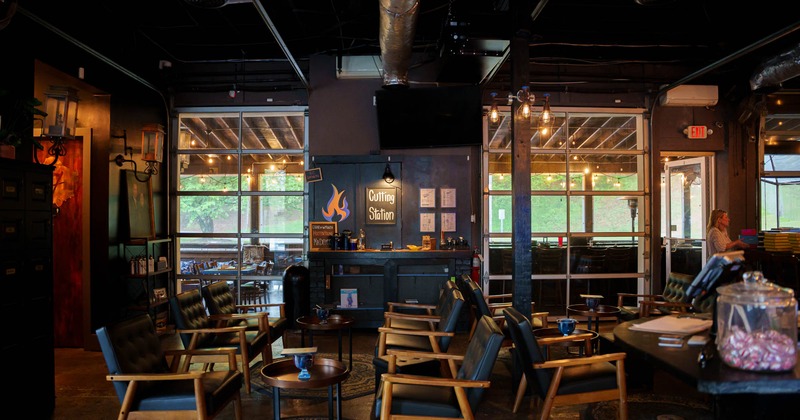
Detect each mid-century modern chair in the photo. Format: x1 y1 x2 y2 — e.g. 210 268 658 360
372 315 505 420
96 313 243 420
458 274 549 345
373 288 465 389
504 306 628 419
617 271 696 322
170 288 272 394
201 280 288 346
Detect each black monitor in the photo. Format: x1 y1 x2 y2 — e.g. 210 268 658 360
375 86 483 149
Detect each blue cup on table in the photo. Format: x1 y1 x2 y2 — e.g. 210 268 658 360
557 318 577 336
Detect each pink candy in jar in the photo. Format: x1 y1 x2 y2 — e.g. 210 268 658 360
719 325 796 371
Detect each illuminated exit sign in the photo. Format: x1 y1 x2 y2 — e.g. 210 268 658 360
685 125 708 139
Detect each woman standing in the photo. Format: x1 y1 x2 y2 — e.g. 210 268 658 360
706 209 747 257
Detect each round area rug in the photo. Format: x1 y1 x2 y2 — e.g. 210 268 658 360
589 393 713 420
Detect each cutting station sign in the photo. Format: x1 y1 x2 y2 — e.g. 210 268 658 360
366 188 397 225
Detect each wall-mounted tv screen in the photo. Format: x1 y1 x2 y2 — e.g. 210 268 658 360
375 86 483 149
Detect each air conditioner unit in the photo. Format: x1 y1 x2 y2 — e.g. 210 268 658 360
660 85 718 106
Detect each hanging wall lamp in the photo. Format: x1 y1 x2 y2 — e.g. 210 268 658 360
36 86 79 166
382 158 395 184
488 92 500 124
114 124 165 182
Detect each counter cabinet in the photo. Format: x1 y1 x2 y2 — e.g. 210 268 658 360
308 250 472 328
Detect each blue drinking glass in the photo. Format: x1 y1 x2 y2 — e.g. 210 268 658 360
557 318 576 336
294 353 314 380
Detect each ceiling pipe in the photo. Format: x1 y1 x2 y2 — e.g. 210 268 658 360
379 0 420 89
250 0 308 89
750 42 800 92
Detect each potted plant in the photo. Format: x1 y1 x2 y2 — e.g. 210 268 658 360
0 88 47 159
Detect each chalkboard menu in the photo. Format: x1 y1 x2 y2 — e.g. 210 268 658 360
309 221 337 250
366 188 397 225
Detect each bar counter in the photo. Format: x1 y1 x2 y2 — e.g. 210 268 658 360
308 249 472 327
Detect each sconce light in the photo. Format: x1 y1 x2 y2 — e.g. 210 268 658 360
114 124 164 183
36 86 79 166
382 163 395 184
488 92 500 124
507 85 535 119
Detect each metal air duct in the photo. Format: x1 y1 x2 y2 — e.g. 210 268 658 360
750 43 800 92
379 0 420 88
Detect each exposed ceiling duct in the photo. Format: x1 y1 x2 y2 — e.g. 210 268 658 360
750 43 800 92
379 0 419 89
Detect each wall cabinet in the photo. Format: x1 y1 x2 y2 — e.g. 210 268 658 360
0 159 54 417
308 250 471 328
120 237 174 333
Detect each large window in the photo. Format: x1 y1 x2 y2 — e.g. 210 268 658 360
760 114 800 229
483 108 647 314
174 109 308 299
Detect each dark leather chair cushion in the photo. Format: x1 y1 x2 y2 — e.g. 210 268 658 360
389 281 456 330
96 314 242 414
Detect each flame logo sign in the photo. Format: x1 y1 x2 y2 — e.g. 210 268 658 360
322 184 350 222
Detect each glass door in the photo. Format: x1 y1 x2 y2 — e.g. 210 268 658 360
663 156 713 277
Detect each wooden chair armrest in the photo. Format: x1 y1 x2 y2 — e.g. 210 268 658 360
387 301 436 311
377 327 455 338
486 293 512 301
383 312 440 322
537 332 594 346
386 349 465 362
236 302 285 311
176 325 247 334
381 373 490 388
210 312 268 321
531 311 549 328
535 352 626 368
107 371 204 382
163 347 239 370
640 299 694 315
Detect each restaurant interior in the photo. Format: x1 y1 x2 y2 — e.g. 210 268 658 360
2 1 800 419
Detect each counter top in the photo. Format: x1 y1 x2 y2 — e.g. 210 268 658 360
309 249 472 259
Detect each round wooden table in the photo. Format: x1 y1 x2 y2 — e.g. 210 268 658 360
567 304 621 333
533 327 598 358
260 357 350 419
296 314 355 371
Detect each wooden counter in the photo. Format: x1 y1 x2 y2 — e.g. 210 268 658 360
308 250 472 328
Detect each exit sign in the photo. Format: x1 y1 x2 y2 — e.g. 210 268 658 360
686 125 708 139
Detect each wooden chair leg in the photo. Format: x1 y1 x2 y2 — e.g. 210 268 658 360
513 374 528 413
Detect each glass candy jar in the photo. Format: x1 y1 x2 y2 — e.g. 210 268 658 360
715 273 797 372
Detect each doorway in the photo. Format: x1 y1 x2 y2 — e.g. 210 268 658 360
661 155 714 278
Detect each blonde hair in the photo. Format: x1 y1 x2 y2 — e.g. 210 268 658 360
707 209 727 231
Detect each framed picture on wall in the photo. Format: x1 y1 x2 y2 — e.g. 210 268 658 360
125 170 155 239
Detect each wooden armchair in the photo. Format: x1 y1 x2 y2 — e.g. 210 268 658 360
617 272 695 321
372 315 505 420
170 289 272 394
96 313 243 420
201 280 288 346
504 306 628 419
373 289 465 391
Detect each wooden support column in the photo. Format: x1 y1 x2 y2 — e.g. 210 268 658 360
511 31 532 318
